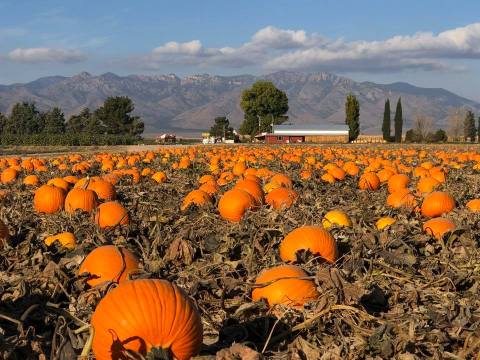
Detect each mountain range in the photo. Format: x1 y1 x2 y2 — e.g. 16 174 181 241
0 71 479 134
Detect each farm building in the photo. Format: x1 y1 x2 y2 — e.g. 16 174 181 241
259 124 350 144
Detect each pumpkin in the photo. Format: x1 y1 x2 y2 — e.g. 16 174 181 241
386 188 418 210
78 245 139 287
466 199 480 212
232 162 247 176
88 179 116 201
358 173 380 190
95 201 130 228
265 187 298 210
44 232 76 249
63 175 79 185
65 188 98 214
421 191 455 218
199 181 219 196
218 189 254 222
234 179 264 205
416 176 440 194
269 174 293 188
280 226 337 263
423 218 456 240
322 210 352 229
152 171 167 183
376 217 396 230
252 265 318 307
91 279 203 360
47 177 70 192
263 181 281 193
23 174 39 186
199 174 215 184
181 190 212 211
387 174 410 193
34 185 66 214
1 167 17 184
0 220 9 243
321 172 336 184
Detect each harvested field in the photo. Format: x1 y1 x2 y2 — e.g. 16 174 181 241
0 144 479 359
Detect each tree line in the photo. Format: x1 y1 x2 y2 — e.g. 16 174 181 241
0 96 144 144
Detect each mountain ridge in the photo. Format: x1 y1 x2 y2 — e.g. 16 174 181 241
0 71 478 134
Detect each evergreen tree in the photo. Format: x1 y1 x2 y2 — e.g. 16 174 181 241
0 112 7 134
5 102 41 134
394 98 403 143
66 108 90 133
463 110 476 142
382 99 391 142
345 93 360 142
239 81 288 136
94 96 144 136
210 116 234 139
43 107 65 133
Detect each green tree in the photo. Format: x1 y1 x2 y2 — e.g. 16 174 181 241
5 102 42 134
404 129 416 143
394 98 403 143
210 116 234 139
66 108 89 133
43 107 65 133
94 96 144 136
464 110 476 142
430 129 448 143
345 93 360 142
0 112 7 134
239 81 288 136
382 99 392 142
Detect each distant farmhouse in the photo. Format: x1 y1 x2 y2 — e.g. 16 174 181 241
256 124 350 144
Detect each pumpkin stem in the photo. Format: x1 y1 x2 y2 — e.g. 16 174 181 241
145 347 174 360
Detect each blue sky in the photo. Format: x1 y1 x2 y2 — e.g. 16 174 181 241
0 0 479 101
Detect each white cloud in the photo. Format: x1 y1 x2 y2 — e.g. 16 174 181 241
7 47 86 63
138 23 480 73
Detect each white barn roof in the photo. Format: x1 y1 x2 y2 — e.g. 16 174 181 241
273 124 349 136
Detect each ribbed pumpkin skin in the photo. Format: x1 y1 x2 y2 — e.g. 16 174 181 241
218 189 254 222
79 245 139 287
423 218 456 240
421 191 455 218
199 181 219 196
91 279 203 360
387 174 410 193
47 177 70 192
322 210 352 229
252 265 318 307
23 175 39 186
88 179 116 201
358 173 380 190
270 174 293 188
95 201 130 228
181 190 212 211
387 188 418 209
265 187 298 209
34 185 65 214
416 176 440 194
65 188 98 214
234 179 264 205
1 168 17 184
280 226 337 263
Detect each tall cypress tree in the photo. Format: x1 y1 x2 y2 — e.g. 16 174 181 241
345 93 360 142
394 98 403 143
382 99 391 142
463 110 476 142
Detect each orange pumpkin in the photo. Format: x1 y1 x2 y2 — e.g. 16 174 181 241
386 188 418 210
79 245 139 287
1 167 17 184
95 201 130 228
152 171 167 183
269 174 293 188
44 232 76 249
88 179 116 201
234 179 264 205
416 176 440 194
65 188 98 214
423 218 456 240
47 177 70 192
358 172 380 190
421 191 455 218
181 190 212 211
466 199 480 212
265 187 298 210
199 181 219 196
252 265 318 307
218 189 254 222
91 279 203 360
279 226 337 263
23 174 39 186
34 185 66 214
387 174 410 193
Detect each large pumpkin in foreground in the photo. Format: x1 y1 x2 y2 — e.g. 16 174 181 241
79 245 139 287
280 226 338 263
91 279 203 360
252 265 318 307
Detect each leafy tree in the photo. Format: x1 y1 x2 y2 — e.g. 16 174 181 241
394 98 403 143
345 93 360 142
239 81 288 136
210 116 234 139
43 107 65 133
431 129 448 143
0 112 7 134
66 108 89 133
404 129 416 143
5 102 42 134
94 96 144 136
463 110 476 142
382 99 392 142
